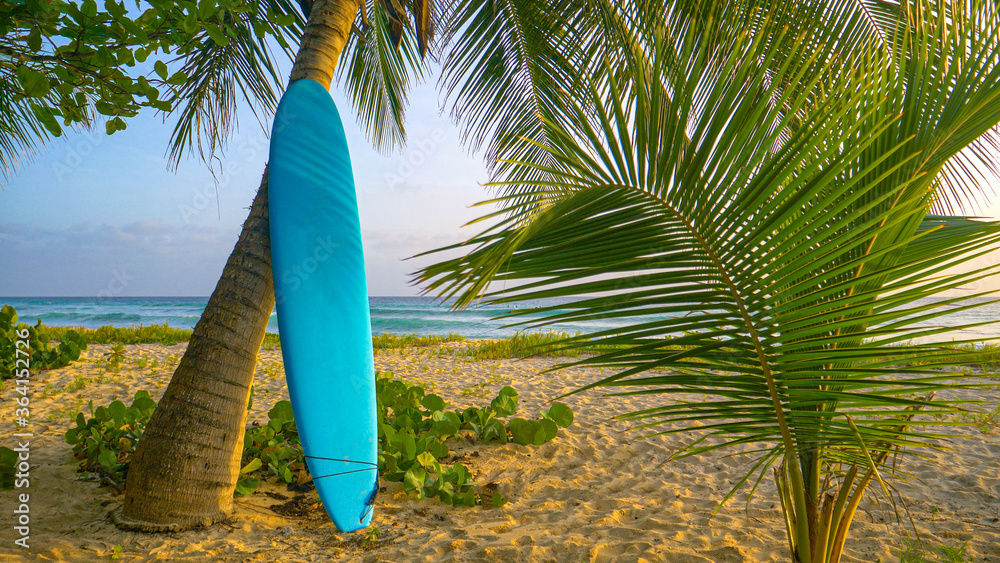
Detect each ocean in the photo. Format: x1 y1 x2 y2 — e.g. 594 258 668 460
2 296 1000 342
0 296 625 339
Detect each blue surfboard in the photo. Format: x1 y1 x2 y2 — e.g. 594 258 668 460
268 79 377 532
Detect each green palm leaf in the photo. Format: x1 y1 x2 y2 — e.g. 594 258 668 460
336 0 430 151
166 0 304 166
438 0 587 186
0 77 68 180
167 0 440 162
417 3 1000 561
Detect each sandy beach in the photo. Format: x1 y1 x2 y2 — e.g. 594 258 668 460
1 342 998 562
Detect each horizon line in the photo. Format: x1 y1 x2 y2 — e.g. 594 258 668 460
0 295 428 299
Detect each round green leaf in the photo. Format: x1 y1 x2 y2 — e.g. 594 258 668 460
240 458 262 474
267 400 294 424
399 432 416 461
30 103 61 136
544 402 574 428
507 418 534 446
97 449 117 473
403 466 427 492
203 23 230 46
153 60 168 80
235 475 259 496
428 419 458 439
539 417 558 442
421 393 446 413
416 451 436 468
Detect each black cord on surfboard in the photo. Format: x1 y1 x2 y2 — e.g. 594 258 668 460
310 467 378 480
303 455 380 523
304 456 378 479
304 455 378 466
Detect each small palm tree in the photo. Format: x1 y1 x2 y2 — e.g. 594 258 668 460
417 2 1000 561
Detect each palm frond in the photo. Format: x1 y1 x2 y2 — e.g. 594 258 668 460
0 74 61 181
438 0 587 187
166 0 304 167
416 6 1000 558
336 0 429 151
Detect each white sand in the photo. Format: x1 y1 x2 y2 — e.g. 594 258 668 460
1 342 998 562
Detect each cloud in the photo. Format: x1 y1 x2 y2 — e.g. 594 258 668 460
935 248 1000 296
0 221 234 296
0 221 471 297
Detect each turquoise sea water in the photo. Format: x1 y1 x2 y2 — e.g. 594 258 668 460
2 296 1000 342
0 296 629 339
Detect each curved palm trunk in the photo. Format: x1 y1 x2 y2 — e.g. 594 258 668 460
115 0 361 530
114 173 275 530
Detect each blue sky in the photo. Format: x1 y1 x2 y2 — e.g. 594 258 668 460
0 69 495 297
4 59 1000 298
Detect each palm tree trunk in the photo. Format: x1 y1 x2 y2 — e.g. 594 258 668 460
114 0 361 530
114 171 274 530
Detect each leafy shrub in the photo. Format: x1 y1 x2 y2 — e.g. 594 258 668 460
373 333 465 350
900 537 970 563
261 333 282 350
1 305 88 379
104 344 127 371
46 323 192 345
235 375 574 504
64 373 574 507
64 391 156 484
236 400 306 496
44 323 465 353
376 371 573 506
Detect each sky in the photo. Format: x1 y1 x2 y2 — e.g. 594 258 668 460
4 61 1000 298
0 67 496 297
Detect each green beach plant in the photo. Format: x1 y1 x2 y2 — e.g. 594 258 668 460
103 344 127 372
71 374 572 506
65 391 157 486
376 371 571 505
235 376 574 504
1 305 87 378
43 323 467 351
416 2 1000 562
46 323 193 346
237 399 306 495
461 330 580 361
372 333 466 349
0 446 17 489
361 526 382 548
900 537 970 563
